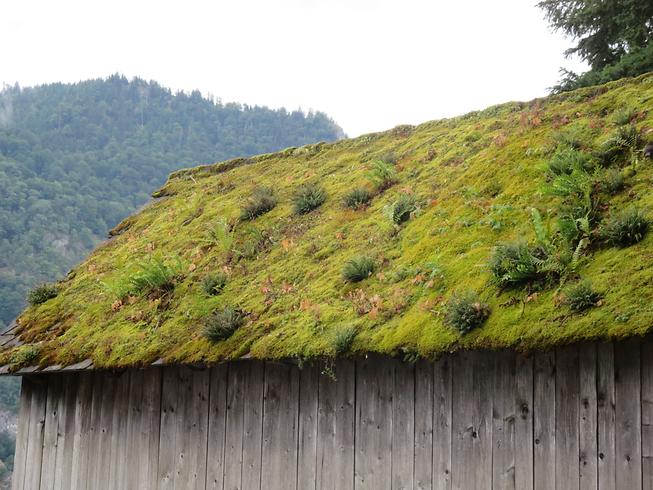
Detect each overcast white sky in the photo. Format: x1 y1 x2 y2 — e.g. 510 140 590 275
1 0 586 136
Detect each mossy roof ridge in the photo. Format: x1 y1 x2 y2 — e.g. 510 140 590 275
5 73 653 371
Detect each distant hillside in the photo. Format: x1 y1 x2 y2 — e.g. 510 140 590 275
0 75 344 328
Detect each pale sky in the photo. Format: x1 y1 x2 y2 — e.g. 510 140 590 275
0 0 586 137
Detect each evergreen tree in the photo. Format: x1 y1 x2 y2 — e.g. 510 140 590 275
538 0 653 91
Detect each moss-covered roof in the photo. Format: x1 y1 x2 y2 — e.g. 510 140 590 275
5 74 653 371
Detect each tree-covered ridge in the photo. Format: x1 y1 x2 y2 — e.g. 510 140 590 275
0 75 344 328
6 74 653 370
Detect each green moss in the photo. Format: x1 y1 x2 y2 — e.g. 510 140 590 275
8 73 653 369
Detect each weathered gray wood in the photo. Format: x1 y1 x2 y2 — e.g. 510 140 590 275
172 367 210 490
392 360 415 490
414 360 434 490
24 377 47 490
223 363 246 490
534 350 555 490
316 360 355 490
555 345 580 490
69 372 93 490
614 339 642 489
40 375 61 490
158 367 179 489
12 377 32 490
12 380 29 490
642 337 653 489
451 351 472 490
473 351 493 490
514 355 533 490
433 356 452 490
241 362 264 490
297 365 319 490
53 374 78 490
579 343 598 490
261 362 300 490
124 370 144 490
95 373 118 490
206 365 228 490
354 357 393 490
492 351 516 490
597 342 616 490
109 372 130 489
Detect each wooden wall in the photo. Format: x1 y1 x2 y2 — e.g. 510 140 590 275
11 338 653 490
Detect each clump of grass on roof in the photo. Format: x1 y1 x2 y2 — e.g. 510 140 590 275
127 256 182 296
444 291 490 334
599 167 625 195
332 326 357 355
343 187 373 209
611 108 637 126
200 219 235 252
368 160 398 191
563 280 602 312
546 148 594 177
9 345 40 368
204 307 244 342
201 272 228 296
601 208 649 247
240 186 277 221
489 242 552 289
342 256 376 283
293 183 327 215
386 193 418 224
27 283 58 306
596 125 641 165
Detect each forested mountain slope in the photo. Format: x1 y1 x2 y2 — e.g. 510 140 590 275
0 75 344 328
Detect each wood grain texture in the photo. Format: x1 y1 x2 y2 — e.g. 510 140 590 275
316 360 355 490
13 339 653 490
597 342 616 490
355 357 393 490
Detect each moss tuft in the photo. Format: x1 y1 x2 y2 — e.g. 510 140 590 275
27 284 58 306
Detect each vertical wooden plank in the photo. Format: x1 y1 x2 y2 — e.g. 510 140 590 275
555 345 580 490
473 351 494 490
642 338 653 489
514 355 534 490
223 363 246 490
597 342 616 490
177 368 210 490
614 339 642 489
24 377 47 490
92 372 117 490
534 351 555 490
40 375 62 490
579 344 598 490
492 351 516 490
172 367 193 489
241 362 264 490
12 377 33 490
53 374 78 490
433 356 452 490
125 368 162 490
206 365 228 490
354 357 393 490
297 364 319 490
124 370 144 490
392 360 415 490
451 351 473 490
316 360 355 490
70 372 93 490
158 367 179 489
109 372 131 489
414 360 434 490
261 362 300 490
